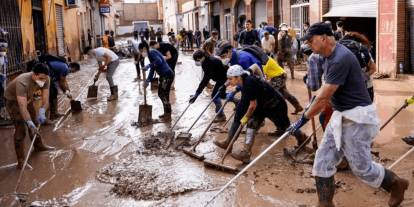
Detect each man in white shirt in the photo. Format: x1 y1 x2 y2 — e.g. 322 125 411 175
84 46 120 101
261 31 275 57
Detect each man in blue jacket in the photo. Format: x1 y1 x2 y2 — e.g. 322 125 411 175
139 41 175 120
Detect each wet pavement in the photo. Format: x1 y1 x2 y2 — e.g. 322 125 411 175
0 51 413 207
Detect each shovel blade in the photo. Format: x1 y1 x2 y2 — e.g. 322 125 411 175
203 159 239 174
87 85 98 98
176 132 192 140
70 100 82 112
182 148 205 160
138 104 152 126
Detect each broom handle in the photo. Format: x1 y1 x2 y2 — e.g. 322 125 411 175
223 110 235 128
187 85 225 133
142 69 147 105
380 102 408 131
191 99 229 150
14 124 41 192
307 88 318 149
220 124 245 163
171 103 191 130
204 131 291 207
388 147 414 170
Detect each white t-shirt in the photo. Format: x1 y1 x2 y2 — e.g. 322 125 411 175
94 47 119 62
261 35 275 53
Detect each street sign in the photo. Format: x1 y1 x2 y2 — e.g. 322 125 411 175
99 0 110 14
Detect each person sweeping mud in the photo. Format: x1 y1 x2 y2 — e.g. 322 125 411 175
290 22 409 207
214 65 308 163
139 42 175 120
190 48 228 123
84 46 120 101
5 63 55 169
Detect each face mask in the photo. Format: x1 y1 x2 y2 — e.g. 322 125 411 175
195 61 202 66
35 80 45 88
222 58 230 66
0 52 6 56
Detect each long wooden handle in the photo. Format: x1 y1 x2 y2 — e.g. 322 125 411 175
221 123 244 163
142 69 147 105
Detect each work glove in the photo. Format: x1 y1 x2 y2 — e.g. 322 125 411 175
189 93 200 103
240 115 249 125
142 64 151 71
287 114 309 135
26 120 36 129
406 96 414 105
37 107 47 124
143 81 149 89
65 90 72 99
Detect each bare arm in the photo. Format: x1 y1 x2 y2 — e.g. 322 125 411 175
59 76 70 92
248 64 264 79
16 96 31 121
41 88 49 110
164 51 172 60
304 83 338 119
244 100 257 118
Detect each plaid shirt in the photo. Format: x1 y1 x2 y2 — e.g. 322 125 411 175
306 53 324 91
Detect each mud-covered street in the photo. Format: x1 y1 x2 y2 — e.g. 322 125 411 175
0 52 414 207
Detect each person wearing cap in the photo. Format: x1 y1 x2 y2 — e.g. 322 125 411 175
290 22 409 207
139 42 175 120
5 63 55 169
190 47 228 123
213 65 308 163
216 41 262 71
261 31 276 57
277 23 295 79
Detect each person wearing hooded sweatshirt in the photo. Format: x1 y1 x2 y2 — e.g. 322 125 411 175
139 42 175 120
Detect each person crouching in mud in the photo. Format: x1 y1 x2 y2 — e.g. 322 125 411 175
215 65 308 163
139 42 175 120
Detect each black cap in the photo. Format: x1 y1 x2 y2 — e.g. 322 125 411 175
215 42 233 56
300 22 333 41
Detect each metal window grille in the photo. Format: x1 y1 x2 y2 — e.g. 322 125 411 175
0 0 24 76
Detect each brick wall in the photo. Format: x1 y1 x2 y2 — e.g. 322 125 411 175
123 3 159 21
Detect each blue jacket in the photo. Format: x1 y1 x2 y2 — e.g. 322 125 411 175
147 49 174 81
230 49 262 70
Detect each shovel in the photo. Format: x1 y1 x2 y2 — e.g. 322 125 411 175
69 96 82 112
182 99 230 161
137 69 152 127
203 123 245 174
175 85 226 141
87 71 101 98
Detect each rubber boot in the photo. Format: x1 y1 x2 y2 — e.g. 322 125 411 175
15 142 25 169
381 169 409 207
291 99 304 115
294 130 310 147
315 176 335 207
213 114 226 123
33 135 55 152
159 104 172 120
107 86 118 101
214 122 238 149
50 99 64 120
231 128 255 163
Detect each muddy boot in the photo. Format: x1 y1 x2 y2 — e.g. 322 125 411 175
381 169 409 207
315 176 335 207
213 114 226 123
292 102 304 115
159 104 172 121
50 99 64 120
107 86 118 101
294 130 310 148
231 128 255 163
213 135 232 149
15 142 25 169
33 137 55 152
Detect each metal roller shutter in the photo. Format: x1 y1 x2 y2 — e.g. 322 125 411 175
55 4 65 56
324 0 377 18
237 0 245 16
254 0 267 27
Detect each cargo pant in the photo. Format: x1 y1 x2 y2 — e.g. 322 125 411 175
158 75 174 114
6 100 38 160
312 118 385 188
106 59 120 87
269 73 302 110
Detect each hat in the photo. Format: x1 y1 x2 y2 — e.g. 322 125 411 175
215 42 233 56
300 22 333 41
279 23 288 31
227 65 248 77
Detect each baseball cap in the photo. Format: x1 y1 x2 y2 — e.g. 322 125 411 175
227 65 248 77
300 22 333 41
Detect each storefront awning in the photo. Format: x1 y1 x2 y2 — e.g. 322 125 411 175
323 2 377 18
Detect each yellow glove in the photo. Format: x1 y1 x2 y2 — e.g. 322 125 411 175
240 116 249 125
406 97 414 105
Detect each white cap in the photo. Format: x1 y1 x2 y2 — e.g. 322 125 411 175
227 65 248 77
